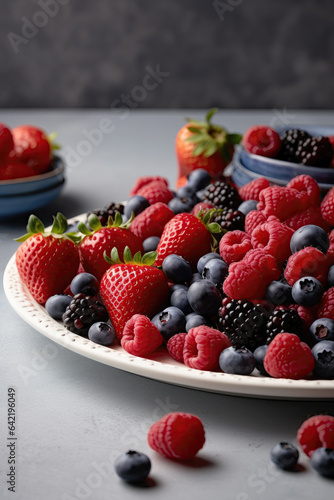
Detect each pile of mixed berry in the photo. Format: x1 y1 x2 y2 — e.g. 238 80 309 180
243 125 334 167
15 167 334 381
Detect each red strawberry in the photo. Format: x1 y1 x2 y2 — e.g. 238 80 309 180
130 202 174 241
78 212 143 281
175 108 242 187
99 247 169 339
15 213 80 304
0 157 41 180
155 210 221 270
12 125 59 174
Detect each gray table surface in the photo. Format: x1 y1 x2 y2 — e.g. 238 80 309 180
1 109 334 500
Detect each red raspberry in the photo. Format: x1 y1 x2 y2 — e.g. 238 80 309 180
121 314 163 356
219 230 253 265
166 333 187 363
130 176 168 196
263 333 314 379
297 415 334 457
317 287 334 320
257 186 304 221
288 303 317 331
183 326 231 371
320 186 334 226
251 220 293 263
136 180 174 205
244 211 280 234
243 125 281 157
327 229 334 264
147 412 205 460
286 174 321 208
130 202 174 241
284 206 331 232
223 248 281 300
238 177 270 201
284 246 330 286
191 202 215 217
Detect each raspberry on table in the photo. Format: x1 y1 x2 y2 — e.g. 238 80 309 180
286 174 321 208
166 332 187 363
223 248 281 301
320 186 334 226
284 246 330 287
121 314 163 356
136 180 174 205
251 220 294 263
147 412 205 460
317 287 334 321
257 186 304 221
183 325 231 371
238 177 270 201
327 229 334 264
130 175 169 196
245 210 267 234
284 206 331 232
130 202 174 241
297 415 334 457
263 333 314 379
219 230 253 265
242 125 281 157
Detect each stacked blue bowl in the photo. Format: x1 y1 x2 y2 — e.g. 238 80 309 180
231 125 334 194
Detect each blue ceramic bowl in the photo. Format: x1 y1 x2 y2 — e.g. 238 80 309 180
240 124 334 184
0 156 65 219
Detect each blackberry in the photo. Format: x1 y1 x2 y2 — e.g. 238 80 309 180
211 208 245 235
87 202 125 226
62 294 109 336
203 181 242 210
279 129 310 163
265 308 303 345
218 298 268 351
295 136 333 168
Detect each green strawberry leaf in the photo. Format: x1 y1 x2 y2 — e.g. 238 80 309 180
207 222 222 234
187 126 202 134
27 214 45 235
123 246 133 263
104 247 122 265
203 141 218 157
87 214 102 232
113 211 123 227
185 133 207 143
185 118 207 128
65 232 82 245
77 221 93 236
226 133 243 145
193 140 212 156
142 251 157 266
133 251 142 264
51 212 68 234
206 108 218 124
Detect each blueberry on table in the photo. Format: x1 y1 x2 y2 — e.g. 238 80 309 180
170 287 193 315
290 225 330 254
238 199 258 215
185 313 209 332
124 195 150 219
168 196 194 214
270 442 299 470
151 306 186 341
197 252 222 274
169 283 188 294
45 294 72 320
188 273 202 286
202 258 228 287
187 279 222 317
312 340 334 379
253 345 269 375
187 168 211 191
70 272 99 297
162 254 192 283
310 447 334 478
265 280 292 306
219 346 255 375
291 276 323 307
143 236 160 252
114 450 151 484
88 322 115 346
328 265 334 288
310 318 334 343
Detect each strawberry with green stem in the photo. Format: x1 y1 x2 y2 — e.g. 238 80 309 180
175 108 242 187
78 212 143 282
15 213 80 304
100 247 169 339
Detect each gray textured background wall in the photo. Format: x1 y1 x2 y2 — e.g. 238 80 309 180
1 0 334 109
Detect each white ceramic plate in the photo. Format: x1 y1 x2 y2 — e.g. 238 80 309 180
4 216 334 400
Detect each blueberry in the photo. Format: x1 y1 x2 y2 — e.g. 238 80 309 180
202 258 228 287
291 276 324 307
88 322 115 346
197 252 222 274
270 442 299 470
168 196 194 214
124 196 150 219
290 225 330 254
176 185 197 199
151 306 186 341
169 283 188 294
114 450 151 484
310 447 334 478
70 273 99 297
186 313 209 331
328 265 334 288
45 294 73 320
312 340 334 379
162 254 192 283
187 169 211 191
142 235 160 252
253 345 269 375
187 280 222 317
219 346 255 375
310 318 334 343
238 200 258 215
170 288 193 315
265 281 292 306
